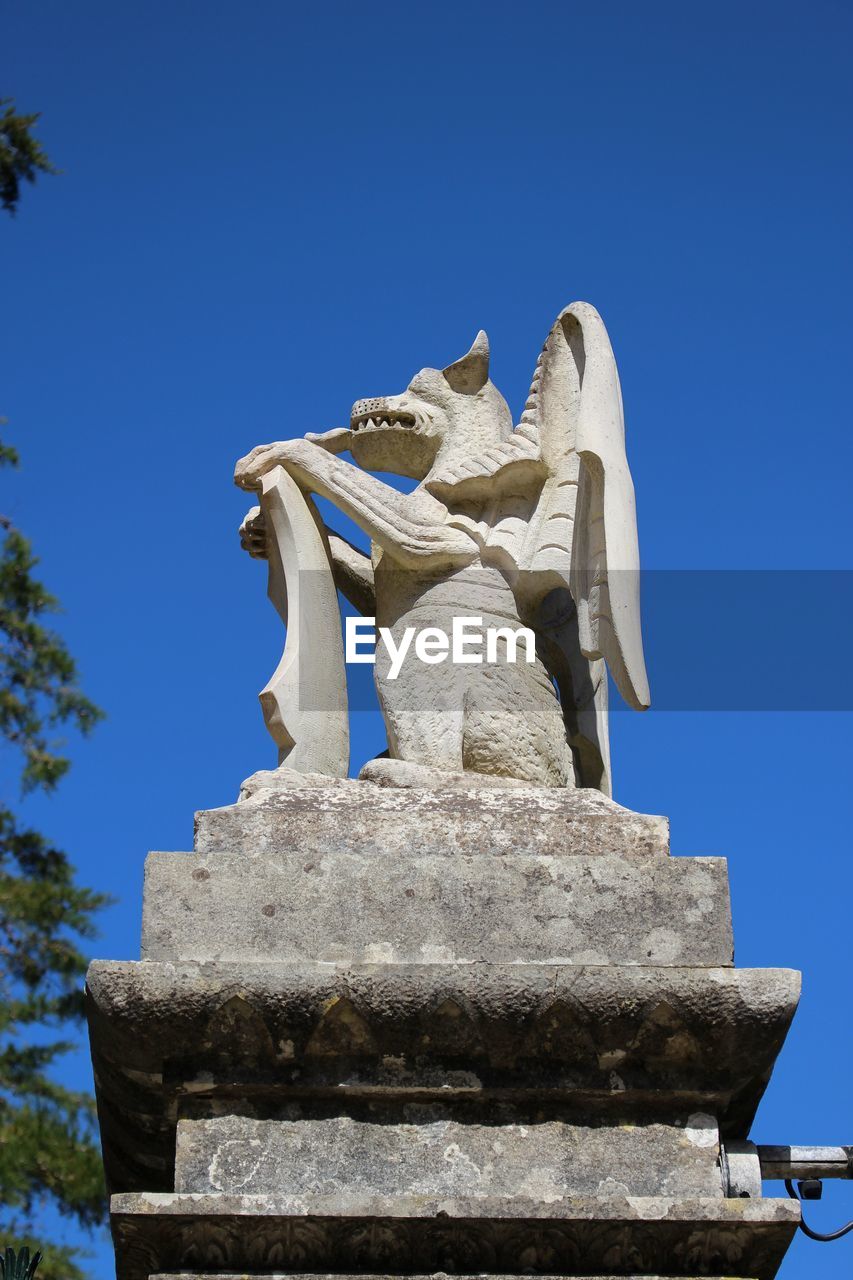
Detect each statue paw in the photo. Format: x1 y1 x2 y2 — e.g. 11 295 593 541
239 506 268 559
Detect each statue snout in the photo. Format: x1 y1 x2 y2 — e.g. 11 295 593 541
350 397 416 432
351 396 391 423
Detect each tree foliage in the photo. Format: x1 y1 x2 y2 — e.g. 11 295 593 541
0 436 110 1278
0 101 57 215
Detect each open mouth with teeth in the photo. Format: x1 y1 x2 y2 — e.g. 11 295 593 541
348 397 440 479
350 409 417 433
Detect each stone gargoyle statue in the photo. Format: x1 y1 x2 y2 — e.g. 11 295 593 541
235 303 649 793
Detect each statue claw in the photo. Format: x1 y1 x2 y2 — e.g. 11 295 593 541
239 506 268 559
305 427 353 454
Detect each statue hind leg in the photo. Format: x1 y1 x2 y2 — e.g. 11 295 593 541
373 659 465 772
461 662 575 787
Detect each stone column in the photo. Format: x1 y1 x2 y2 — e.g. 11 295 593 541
86 782 800 1280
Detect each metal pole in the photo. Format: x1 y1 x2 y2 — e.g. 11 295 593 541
757 1145 853 1181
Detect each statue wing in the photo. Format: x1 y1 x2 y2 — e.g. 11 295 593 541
425 302 649 715
515 302 650 710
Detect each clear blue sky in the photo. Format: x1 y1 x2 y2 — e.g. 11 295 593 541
3 2 851 1275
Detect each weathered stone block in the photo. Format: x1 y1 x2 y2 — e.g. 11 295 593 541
194 782 670 859
174 1113 725 1198
141 848 732 966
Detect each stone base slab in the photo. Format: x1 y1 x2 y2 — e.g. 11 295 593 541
142 848 732 966
111 1191 798 1280
194 783 670 859
174 1113 724 1198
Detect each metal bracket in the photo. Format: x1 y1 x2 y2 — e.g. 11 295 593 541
720 1140 762 1198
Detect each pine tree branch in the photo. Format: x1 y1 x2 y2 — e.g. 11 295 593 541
0 100 58 216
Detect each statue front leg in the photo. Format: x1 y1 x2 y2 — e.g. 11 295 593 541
235 437 474 568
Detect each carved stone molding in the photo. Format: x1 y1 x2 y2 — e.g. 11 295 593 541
112 1192 798 1280
87 960 799 1194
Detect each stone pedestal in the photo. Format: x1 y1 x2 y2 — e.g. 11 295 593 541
87 783 801 1280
